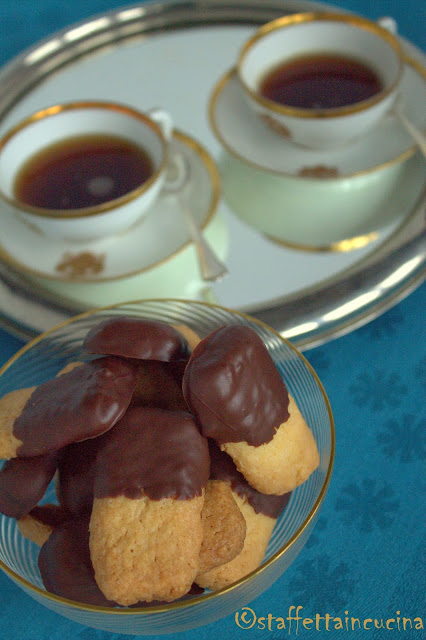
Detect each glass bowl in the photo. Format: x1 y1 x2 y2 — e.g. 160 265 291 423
0 299 334 635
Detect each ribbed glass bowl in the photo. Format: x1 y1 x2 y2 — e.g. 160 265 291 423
0 299 334 635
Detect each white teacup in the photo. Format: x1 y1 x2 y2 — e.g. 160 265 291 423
237 12 404 149
0 101 174 242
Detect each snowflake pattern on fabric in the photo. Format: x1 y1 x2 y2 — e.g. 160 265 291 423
377 413 426 463
288 553 356 612
358 308 404 339
78 630 131 640
415 354 426 390
305 348 330 374
0 581 17 619
349 369 407 411
305 515 328 548
335 479 399 533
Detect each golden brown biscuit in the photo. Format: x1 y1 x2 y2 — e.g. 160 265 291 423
196 444 290 589
183 325 319 495
19 513 52 547
172 324 201 351
221 394 319 495
56 361 84 376
90 493 205 605
18 504 69 546
0 364 84 459
1 356 136 459
0 388 35 459
196 492 276 590
197 480 246 576
89 406 210 605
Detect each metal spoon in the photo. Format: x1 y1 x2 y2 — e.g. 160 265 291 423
393 95 426 158
163 152 229 282
376 19 425 158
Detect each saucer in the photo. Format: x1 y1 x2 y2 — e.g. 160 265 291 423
219 150 425 249
0 130 225 289
208 58 426 178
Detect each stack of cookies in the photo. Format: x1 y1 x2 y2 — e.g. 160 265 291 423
0 317 319 606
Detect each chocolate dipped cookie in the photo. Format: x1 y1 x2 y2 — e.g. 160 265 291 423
0 356 137 459
89 406 210 605
83 316 191 362
196 444 290 590
183 325 319 494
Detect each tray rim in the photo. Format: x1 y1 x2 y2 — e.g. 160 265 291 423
0 0 424 350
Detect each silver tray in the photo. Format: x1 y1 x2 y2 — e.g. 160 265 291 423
0 0 424 349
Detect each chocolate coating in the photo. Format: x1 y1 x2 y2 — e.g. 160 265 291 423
57 437 102 516
209 442 290 519
27 504 70 529
182 326 289 446
83 316 190 362
0 452 58 518
94 406 210 501
130 360 187 411
38 516 116 607
14 356 137 457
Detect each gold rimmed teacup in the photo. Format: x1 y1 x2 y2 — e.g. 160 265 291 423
0 101 174 243
237 12 404 149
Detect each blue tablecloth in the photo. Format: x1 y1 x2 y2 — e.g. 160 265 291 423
0 1 424 639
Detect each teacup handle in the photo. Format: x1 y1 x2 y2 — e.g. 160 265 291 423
147 107 174 141
377 16 398 35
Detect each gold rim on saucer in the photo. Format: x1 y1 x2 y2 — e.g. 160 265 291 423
264 230 379 253
0 129 221 282
237 12 404 119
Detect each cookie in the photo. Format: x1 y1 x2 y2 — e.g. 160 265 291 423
89 406 209 605
83 316 190 362
0 387 35 459
183 325 318 494
18 504 70 546
196 445 290 590
172 324 201 351
3 356 137 458
0 452 59 518
56 361 84 376
131 360 187 411
0 361 83 458
222 394 320 495
182 325 289 446
196 492 276 590
207 441 291 518
38 516 116 607
91 493 205 605
197 479 246 576
57 436 102 516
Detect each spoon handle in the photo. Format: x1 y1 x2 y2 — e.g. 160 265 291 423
394 103 426 158
179 197 229 282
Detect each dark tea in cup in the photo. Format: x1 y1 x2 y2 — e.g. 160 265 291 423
14 134 154 211
259 53 383 110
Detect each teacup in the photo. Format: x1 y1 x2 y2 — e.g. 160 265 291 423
0 101 174 242
237 12 404 149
